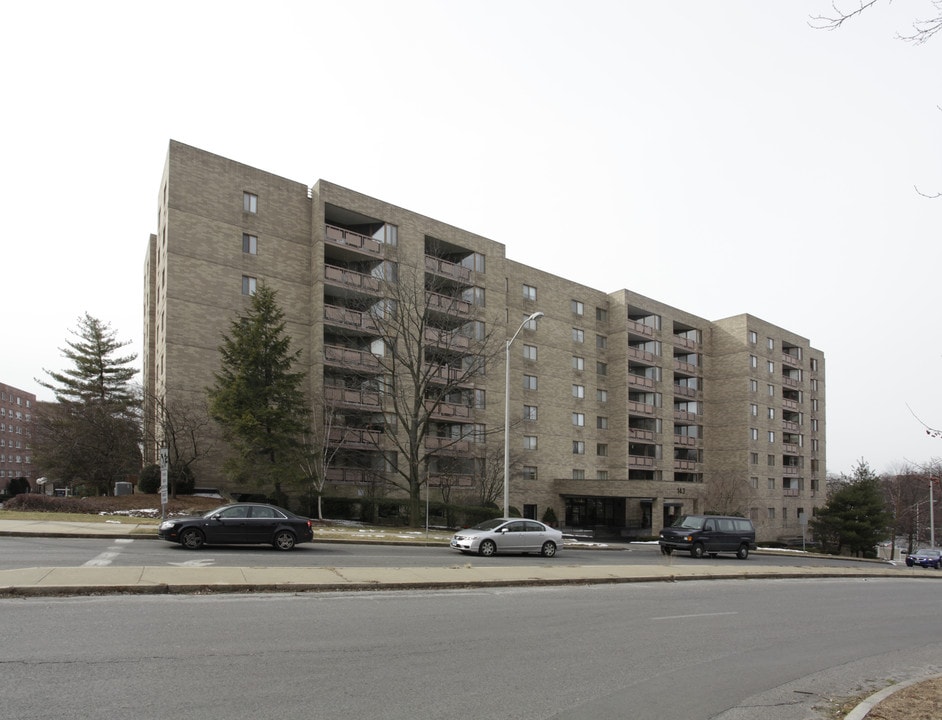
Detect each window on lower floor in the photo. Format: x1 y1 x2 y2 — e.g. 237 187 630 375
572 441 585 455
242 275 257 295
596 443 608 456
522 466 537 481
243 191 258 213
242 233 258 254
523 405 538 421
572 469 585 480
523 436 538 450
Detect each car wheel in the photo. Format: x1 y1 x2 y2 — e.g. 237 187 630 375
479 539 497 557
906 560 914 567
273 530 296 551
709 553 718 558
736 544 750 560
660 546 673 556
690 543 705 559
180 528 204 550
541 541 557 558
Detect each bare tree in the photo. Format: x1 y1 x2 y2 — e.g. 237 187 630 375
366 262 501 526
298 394 352 520
700 474 756 518
810 0 942 44
142 388 216 499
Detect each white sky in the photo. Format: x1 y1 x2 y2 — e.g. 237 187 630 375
3 1 940 477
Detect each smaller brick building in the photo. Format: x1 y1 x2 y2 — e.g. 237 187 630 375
0 382 36 494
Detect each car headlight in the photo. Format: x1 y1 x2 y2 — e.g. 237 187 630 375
159 521 176 531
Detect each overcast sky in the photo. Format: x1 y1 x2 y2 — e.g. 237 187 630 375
3 1 940 476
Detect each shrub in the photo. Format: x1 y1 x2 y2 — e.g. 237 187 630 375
139 465 161 494
541 507 559 527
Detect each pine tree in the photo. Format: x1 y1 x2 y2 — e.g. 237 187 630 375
811 459 892 556
207 284 310 494
33 313 141 495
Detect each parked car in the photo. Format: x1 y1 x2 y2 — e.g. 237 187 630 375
905 548 942 568
158 503 314 551
450 518 563 557
658 514 756 559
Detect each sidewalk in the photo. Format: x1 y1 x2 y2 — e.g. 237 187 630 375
1 517 939 719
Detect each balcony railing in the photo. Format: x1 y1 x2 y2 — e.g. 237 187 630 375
783 376 800 389
427 291 472 317
325 224 383 255
781 351 802 368
425 437 472 454
324 265 382 294
673 435 697 447
324 304 378 333
424 327 471 351
673 359 699 375
629 428 655 442
673 384 696 399
425 255 472 282
627 319 655 337
426 400 473 420
324 345 382 373
674 335 698 350
324 386 382 409
628 455 656 468
783 466 800 476
628 401 655 415
628 374 655 390
783 488 800 497
673 460 698 471
673 410 699 423
328 427 382 448
627 346 657 363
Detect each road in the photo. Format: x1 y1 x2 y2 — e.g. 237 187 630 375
2 577 939 720
0 534 918 571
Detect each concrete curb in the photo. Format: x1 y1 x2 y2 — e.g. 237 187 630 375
844 673 942 720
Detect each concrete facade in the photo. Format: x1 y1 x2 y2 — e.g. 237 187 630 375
144 141 826 541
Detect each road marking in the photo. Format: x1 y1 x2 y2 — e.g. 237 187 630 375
651 611 739 620
83 539 134 567
168 559 216 567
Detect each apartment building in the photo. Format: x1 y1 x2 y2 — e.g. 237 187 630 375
144 141 826 540
0 382 36 492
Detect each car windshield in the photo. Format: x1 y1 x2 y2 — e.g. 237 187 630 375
470 518 507 531
672 515 704 530
916 549 939 556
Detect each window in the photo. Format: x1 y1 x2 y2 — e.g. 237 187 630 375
597 470 609 480
597 416 608 429
596 361 607 376
243 192 258 213
768 454 775 466
751 428 758 441
242 233 258 254
572 469 586 480
571 300 584 316
523 375 538 390
572 356 585 371
751 403 758 416
572 328 584 343
750 379 758 392
750 476 759 489
767 507 776 520
810 358 818 371
523 313 540 330
596 307 608 322
596 335 607 350
572 384 585 399
768 407 775 419
750 355 758 369
768 478 776 490
811 398 819 412
597 389 608 402
768 361 774 373
572 441 585 455
768 431 775 443
241 275 257 295
597 443 608 457
523 344 538 361
749 330 757 344
522 466 538 481
572 413 585 427
768 384 775 397
767 337 774 350
523 436 538 450
523 284 537 301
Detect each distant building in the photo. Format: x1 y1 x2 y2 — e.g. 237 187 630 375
0 382 36 493
144 140 826 540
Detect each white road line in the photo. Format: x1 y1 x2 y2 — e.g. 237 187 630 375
82 539 134 567
651 611 739 621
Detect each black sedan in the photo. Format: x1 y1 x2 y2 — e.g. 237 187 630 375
158 503 314 551
905 548 942 568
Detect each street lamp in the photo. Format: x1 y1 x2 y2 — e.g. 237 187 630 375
505 310 544 518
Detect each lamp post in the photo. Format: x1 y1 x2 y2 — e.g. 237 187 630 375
505 310 544 518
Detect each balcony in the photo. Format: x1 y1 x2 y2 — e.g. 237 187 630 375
627 346 657 363
324 386 382 410
324 265 382 295
425 436 472 454
673 410 699 423
427 291 473 318
627 319 655 337
629 427 655 442
783 466 800 476
783 376 800 389
425 255 472 283
427 400 473 420
328 427 381 448
673 460 698 471
628 401 655 415
674 335 697 351
424 327 471 352
673 384 696 399
325 467 372 484
324 345 382 373
673 434 697 447
628 455 656 468
324 304 378 334
783 488 800 497
628 374 656 390
782 420 800 433
673 359 698 375
782 398 798 411
781 351 802 368
325 224 383 256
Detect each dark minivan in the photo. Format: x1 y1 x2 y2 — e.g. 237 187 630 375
659 514 756 559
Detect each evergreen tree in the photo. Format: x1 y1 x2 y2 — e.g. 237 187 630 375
33 313 141 495
811 459 892 556
207 284 310 493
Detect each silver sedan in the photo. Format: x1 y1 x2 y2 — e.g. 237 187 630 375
450 518 563 557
